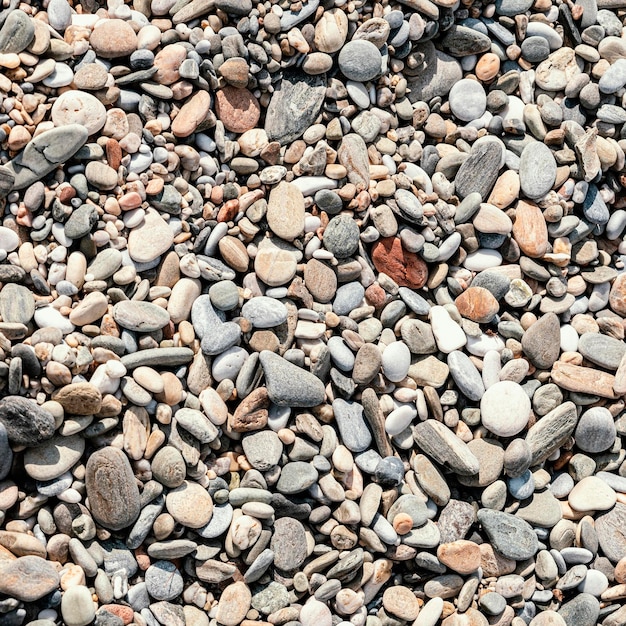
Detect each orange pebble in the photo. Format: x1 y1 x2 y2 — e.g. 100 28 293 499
475 53 501 82
393 513 413 535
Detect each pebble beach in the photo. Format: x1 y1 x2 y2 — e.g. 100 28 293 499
2 0 626 625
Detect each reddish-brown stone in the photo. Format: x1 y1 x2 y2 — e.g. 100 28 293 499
455 286 499 323
371 237 428 289
215 87 261 134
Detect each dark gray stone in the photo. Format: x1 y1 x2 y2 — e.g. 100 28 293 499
0 396 55 446
454 142 502 200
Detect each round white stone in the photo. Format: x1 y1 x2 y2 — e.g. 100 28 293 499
480 380 531 437
0 227 19 252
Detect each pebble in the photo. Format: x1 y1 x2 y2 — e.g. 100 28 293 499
0 0 625 622
480 381 531 437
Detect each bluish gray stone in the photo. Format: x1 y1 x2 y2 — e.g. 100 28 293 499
583 184 610 224
333 282 365 316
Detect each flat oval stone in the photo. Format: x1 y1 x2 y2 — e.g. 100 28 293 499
241 296 288 329
24 434 85 481
0 283 35 324
447 351 485 402
0 556 59 602
271 517 308 571
569 476 617 512
85 447 141 530
449 79 487 121
338 40 381 81
519 142 556 200
166 480 213 529
382 342 411 383
277 461 318 494
51 90 107 136
113 300 170 332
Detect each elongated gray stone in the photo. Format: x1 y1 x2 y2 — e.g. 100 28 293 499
447 351 485 401
441 25 492 56
6 125 89 189
413 420 480 476
454 142 502 200
85 447 141 531
519 142 557 200
525 401 578 466
332 399 373 453
0 396 55 446
121 348 194 370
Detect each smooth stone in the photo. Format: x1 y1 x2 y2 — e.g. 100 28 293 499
241 297 288 329
61 585 95 626
447 351 485 401
481 381 530 437
382 342 411 383
271 517 308 571
112 300 170 332
85 447 141 530
0 10 34 53
569 476 617 511
574 406 617 453
276 461 318 494
128 209 174 263
51 90 107 136
519 142 556 200
0 556 59 602
449 79 487 122
0 396 55 446
23 434 85 481
338 40 382 82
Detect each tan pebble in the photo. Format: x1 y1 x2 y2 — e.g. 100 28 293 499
172 91 211 138
437 540 481 575
89 20 138 58
215 87 261 134
382 585 420 621
488 170 520 209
